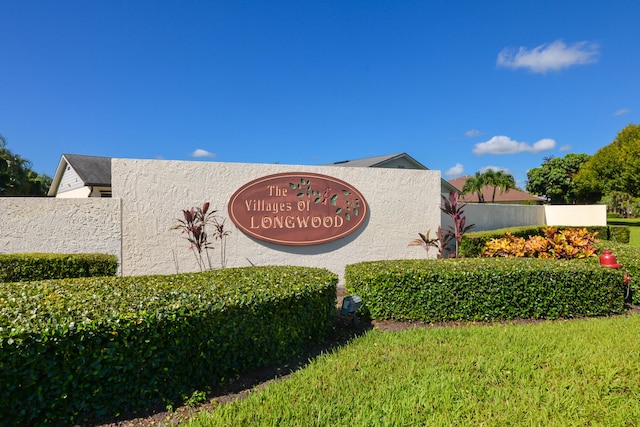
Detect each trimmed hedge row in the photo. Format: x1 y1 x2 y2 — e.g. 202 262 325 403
609 225 631 243
459 225 629 257
0 253 118 282
592 241 640 305
345 258 626 322
0 266 337 426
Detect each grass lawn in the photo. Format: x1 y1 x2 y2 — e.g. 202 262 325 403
629 227 640 248
185 314 640 427
607 218 640 227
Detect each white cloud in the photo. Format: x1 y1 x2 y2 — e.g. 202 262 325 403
473 136 556 155
559 144 572 151
613 108 631 116
465 129 482 138
445 163 464 177
480 165 510 173
497 40 599 73
191 149 215 158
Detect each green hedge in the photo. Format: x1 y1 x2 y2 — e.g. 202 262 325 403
0 266 337 426
459 225 629 257
345 258 626 323
609 225 630 243
592 241 640 304
0 253 118 282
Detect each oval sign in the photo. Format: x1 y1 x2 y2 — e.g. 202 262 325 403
228 172 368 246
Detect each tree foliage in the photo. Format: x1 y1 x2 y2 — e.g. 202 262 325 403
574 123 640 204
461 169 517 203
525 153 590 204
485 169 517 203
461 171 485 202
0 134 52 196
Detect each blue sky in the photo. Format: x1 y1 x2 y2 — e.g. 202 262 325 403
2 1 639 187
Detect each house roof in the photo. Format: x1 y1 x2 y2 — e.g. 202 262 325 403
47 152 461 196
326 152 428 169
448 175 546 204
47 154 112 196
326 152 459 194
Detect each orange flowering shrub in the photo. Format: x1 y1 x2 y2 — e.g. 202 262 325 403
484 227 598 260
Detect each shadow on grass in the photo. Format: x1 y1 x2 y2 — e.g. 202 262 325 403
93 313 374 427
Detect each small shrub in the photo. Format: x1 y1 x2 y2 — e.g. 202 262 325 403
172 202 231 270
409 192 474 258
440 192 475 257
483 227 598 260
460 225 625 257
183 390 208 407
408 229 441 256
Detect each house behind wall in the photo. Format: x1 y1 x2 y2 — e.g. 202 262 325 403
48 154 112 198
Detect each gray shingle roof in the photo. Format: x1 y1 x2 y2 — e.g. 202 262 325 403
325 153 429 169
62 154 111 186
325 153 459 194
47 154 113 196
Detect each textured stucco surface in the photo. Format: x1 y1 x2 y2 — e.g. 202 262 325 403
0 198 121 259
463 203 546 232
456 203 606 233
112 159 442 279
0 159 607 282
544 204 607 227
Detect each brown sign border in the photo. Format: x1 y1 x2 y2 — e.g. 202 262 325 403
228 172 368 246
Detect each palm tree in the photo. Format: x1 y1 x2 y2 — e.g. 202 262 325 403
486 170 516 203
461 172 485 203
461 170 517 203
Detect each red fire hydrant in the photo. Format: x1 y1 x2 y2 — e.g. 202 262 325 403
599 249 622 269
599 249 633 303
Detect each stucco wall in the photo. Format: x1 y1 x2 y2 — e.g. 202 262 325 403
462 203 546 232
112 159 442 279
0 198 121 258
453 203 607 233
0 161 609 283
544 204 607 226
56 186 92 198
